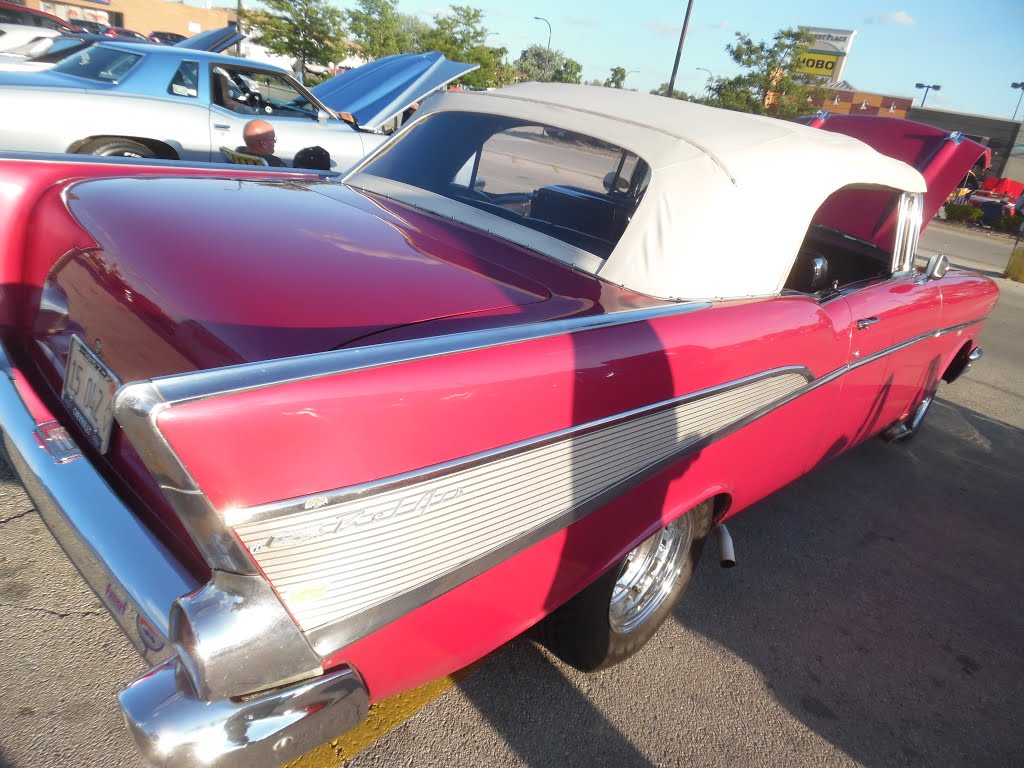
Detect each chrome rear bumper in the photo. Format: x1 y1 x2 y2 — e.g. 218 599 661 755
0 342 369 767
121 659 368 767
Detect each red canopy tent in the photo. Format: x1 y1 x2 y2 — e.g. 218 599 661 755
980 176 1024 198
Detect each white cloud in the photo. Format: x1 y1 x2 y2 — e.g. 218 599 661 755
566 16 601 28
644 21 680 38
708 20 729 30
865 10 916 25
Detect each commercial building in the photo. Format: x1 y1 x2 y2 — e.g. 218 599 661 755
19 0 234 37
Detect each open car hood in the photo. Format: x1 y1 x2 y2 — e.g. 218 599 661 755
799 113 991 245
310 52 478 131
174 24 244 53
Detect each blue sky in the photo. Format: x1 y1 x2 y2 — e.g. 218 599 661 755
361 0 1024 120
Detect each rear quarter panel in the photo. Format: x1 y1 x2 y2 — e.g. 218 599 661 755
147 296 850 700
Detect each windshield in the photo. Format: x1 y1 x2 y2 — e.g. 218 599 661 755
355 111 649 259
51 46 142 82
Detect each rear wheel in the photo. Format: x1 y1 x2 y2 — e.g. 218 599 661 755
78 138 156 159
538 500 713 672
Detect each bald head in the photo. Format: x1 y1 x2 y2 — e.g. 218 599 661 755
243 119 276 154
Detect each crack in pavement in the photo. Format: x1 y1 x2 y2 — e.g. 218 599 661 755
0 509 36 526
0 602 104 620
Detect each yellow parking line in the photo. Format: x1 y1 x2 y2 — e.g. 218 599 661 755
284 673 462 767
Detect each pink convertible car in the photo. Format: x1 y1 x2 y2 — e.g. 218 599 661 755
0 86 996 766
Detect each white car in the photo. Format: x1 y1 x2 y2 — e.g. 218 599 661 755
0 41 476 167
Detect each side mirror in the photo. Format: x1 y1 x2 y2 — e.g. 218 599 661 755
473 178 486 191
317 109 330 124
925 253 949 281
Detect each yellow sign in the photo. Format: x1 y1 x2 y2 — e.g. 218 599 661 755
796 52 840 79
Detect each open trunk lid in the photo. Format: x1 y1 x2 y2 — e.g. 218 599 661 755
800 113 991 246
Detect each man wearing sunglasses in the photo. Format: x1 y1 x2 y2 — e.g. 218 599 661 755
239 119 287 167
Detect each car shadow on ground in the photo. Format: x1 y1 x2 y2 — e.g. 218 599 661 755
348 400 1022 768
455 641 657 768
676 397 1024 767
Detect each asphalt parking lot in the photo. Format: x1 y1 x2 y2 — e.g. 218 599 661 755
1 225 1021 768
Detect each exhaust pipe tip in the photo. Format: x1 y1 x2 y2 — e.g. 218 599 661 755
714 524 735 568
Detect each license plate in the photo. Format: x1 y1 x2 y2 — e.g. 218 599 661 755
61 335 119 454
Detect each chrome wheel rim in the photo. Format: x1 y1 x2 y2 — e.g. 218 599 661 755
609 514 694 634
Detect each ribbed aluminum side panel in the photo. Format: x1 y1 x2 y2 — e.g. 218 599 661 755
233 372 806 631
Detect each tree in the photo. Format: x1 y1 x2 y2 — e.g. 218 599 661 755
557 57 582 84
513 44 582 84
604 67 627 89
242 0 346 68
343 0 413 60
650 82 691 101
420 5 486 56
396 13 432 53
704 27 825 117
416 6 514 89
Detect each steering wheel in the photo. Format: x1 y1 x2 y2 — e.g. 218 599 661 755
245 90 265 111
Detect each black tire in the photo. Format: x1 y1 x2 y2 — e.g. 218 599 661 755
78 138 156 159
538 500 714 672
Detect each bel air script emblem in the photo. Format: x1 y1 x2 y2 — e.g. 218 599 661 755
248 486 463 554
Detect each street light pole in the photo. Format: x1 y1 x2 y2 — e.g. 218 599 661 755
1012 82 1024 121
696 67 711 97
915 82 941 107
667 0 696 98
534 16 551 50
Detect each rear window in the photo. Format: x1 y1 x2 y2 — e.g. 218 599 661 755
357 112 649 259
51 46 141 82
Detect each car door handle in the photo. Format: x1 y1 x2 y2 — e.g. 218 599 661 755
856 317 881 330
214 124 230 130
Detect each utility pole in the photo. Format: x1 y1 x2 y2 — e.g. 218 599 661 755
235 0 242 56
667 0 695 98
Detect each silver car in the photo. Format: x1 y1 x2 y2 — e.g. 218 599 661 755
0 39 476 167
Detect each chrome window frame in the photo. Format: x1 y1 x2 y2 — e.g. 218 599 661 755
891 191 923 276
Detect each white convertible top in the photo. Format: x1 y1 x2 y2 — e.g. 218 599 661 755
415 84 927 300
